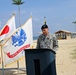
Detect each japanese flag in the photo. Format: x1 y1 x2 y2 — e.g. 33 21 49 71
0 15 16 42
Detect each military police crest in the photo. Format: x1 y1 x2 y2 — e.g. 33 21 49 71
12 28 27 47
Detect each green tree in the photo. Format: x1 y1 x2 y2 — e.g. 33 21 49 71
72 21 76 32
12 0 24 26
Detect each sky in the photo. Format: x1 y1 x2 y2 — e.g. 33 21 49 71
0 0 76 36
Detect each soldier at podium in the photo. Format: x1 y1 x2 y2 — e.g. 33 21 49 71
36 19 58 52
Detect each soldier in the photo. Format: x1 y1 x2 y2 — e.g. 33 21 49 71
36 21 58 52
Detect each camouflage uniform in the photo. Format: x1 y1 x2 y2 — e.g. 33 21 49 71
36 33 58 51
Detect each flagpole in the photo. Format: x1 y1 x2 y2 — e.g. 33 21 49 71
17 60 20 75
0 45 4 75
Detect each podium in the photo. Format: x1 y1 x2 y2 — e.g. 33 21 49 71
24 49 56 75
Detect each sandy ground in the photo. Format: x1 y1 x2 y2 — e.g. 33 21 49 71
0 38 76 75
56 38 76 75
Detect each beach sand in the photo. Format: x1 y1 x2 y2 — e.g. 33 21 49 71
0 38 76 75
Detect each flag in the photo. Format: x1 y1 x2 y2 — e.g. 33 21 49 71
3 17 33 66
0 15 16 42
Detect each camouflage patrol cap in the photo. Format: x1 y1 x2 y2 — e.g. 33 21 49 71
41 24 48 30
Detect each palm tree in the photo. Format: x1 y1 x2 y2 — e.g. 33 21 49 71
72 21 76 32
72 21 76 24
12 0 25 26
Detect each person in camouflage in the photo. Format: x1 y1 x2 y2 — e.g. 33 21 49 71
36 22 58 52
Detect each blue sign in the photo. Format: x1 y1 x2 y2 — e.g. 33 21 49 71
12 28 27 47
